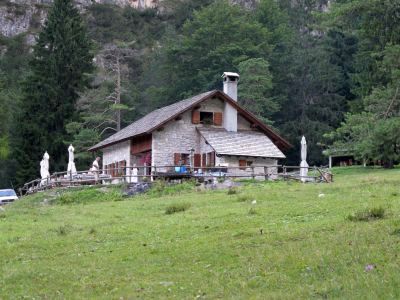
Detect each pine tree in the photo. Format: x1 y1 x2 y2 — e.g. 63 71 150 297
13 0 93 185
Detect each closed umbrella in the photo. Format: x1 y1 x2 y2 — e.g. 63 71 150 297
67 144 77 176
300 136 309 182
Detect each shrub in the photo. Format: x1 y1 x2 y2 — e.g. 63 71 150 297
248 207 258 215
165 202 191 215
391 228 400 236
227 187 238 195
56 225 69 236
347 207 385 222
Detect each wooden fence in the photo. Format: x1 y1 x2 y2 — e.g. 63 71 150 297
20 165 333 196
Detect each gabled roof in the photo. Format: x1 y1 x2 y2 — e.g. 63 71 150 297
198 128 285 158
89 90 291 151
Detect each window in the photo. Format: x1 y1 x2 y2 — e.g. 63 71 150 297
174 153 190 166
192 110 223 126
239 160 246 170
239 160 253 170
200 112 214 124
206 151 215 167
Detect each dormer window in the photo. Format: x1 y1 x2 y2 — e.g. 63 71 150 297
192 110 223 126
200 112 213 124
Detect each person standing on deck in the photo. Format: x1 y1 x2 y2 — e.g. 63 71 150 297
91 157 101 183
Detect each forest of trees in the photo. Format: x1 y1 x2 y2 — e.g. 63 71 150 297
0 0 399 187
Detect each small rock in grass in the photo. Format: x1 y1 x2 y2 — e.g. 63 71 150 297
365 264 375 272
159 281 174 287
251 200 257 205
318 193 325 198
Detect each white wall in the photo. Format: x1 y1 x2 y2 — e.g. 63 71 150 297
216 156 278 178
102 140 131 180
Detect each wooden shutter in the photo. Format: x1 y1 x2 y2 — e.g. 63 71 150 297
210 151 215 166
174 153 181 166
194 154 201 169
213 112 223 126
202 153 206 168
192 110 200 124
239 159 246 170
120 160 126 175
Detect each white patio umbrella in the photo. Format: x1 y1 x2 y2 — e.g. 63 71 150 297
40 151 50 185
300 136 309 183
67 144 77 176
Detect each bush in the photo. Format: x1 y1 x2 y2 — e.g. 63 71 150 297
56 225 70 236
248 207 258 215
165 202 191 215
227 188 238 195
347 207 385 222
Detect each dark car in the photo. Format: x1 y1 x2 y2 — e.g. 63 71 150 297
0 189 18 205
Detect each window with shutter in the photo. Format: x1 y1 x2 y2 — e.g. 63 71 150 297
210 151 215 166
111 163 115 177
194 154 201 169
207 151 215 167
213 112 223 126
174 153 181 166
239 160 246 170
192 110 200 124
120 160 126 175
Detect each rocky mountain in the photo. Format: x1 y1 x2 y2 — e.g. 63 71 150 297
0 0 160 38
0 0 265 39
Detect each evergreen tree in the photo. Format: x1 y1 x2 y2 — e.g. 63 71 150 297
13 0 93 185
326 45 400 168
238 58 276 124
144 0 271 107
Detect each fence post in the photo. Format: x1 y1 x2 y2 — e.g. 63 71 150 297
251 166 255 180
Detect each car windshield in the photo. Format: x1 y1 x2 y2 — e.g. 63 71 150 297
0 189 16 197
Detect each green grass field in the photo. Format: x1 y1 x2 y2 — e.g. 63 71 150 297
1 167 400 299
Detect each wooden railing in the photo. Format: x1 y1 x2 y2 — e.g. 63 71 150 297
20 165 333 196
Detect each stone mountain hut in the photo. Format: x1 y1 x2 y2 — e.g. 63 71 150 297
89 72 291 179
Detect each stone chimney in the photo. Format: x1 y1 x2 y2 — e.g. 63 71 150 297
222 72 240 132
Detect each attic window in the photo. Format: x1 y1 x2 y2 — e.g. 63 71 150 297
200 112 214 124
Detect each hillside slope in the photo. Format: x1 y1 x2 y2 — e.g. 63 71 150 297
1 167 400 298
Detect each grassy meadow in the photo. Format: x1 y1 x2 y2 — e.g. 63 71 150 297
1 167 400 299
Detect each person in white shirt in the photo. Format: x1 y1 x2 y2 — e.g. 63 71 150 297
91 157 101 183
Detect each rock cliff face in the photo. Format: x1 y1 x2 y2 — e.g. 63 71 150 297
0 0 332 38
0 0 160 38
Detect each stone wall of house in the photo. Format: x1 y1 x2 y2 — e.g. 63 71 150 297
152 110 199 172
152 97 224 171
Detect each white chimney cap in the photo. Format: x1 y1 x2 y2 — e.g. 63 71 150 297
222 72 240 79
